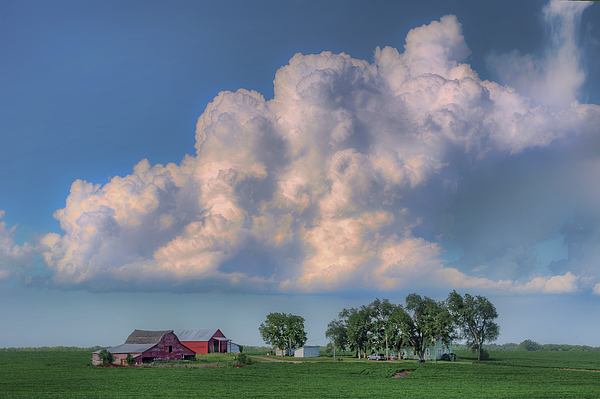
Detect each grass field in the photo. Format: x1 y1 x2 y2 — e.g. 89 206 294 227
455 349 600 370
1 351 599 398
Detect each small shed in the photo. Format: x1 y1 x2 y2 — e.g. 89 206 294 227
174 329 232 354
228 342 242 353
275 348 294 356
294 346 320 358
92 330 196 365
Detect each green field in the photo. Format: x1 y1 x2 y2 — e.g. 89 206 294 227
1 351 599 398
455 349 600 370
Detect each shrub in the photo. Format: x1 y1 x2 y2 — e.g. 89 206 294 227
98 349 114 365
126 353 135 366
237 353 249 365
479 350 490 360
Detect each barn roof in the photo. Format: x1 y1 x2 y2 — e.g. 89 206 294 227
93 343 155 354
125 329 173 345
175 328 225 341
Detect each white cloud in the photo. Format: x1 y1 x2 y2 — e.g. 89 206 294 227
0 211 35 282
35 6 600 295
486 0 592 108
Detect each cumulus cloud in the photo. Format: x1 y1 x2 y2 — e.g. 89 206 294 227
486 0 592 108
34 2 600 294
0 211 35 282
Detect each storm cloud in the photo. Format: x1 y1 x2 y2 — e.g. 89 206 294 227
14 3 598 294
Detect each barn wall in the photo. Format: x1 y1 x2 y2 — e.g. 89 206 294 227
113 353 132 365
140 332 196 362
212 330 228 353
181 341 208 354
178 330 230 354
207 339 222 353
181 340 227 354
92 351 142 365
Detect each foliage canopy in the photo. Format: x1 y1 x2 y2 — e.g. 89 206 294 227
259 312 307 356
447 290 500 361
328 295 454 360
98 348 114 365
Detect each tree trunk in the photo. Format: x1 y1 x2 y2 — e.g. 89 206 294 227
386 336 388 360
333 332 336 362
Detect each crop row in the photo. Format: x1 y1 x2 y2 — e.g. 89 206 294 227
1 352 599 398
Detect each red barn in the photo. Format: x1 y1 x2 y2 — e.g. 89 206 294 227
175 329 232 354
92 330 196 365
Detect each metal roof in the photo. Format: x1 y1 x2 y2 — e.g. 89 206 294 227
93 343 154 354
175 328 223 341
125 330 173 345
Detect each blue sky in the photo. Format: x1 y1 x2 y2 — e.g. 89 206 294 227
1 0 600 348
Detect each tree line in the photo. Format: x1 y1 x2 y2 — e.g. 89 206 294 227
460 340 600 352
325 291 500 361
0 346 104 352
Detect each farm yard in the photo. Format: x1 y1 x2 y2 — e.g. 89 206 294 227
1 350 599 398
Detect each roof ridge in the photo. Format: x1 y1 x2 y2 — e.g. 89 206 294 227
124 329 174 345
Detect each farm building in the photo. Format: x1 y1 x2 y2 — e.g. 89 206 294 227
399 339 453 361
174 329 232 354
275 348 294 356
92 330 196 365
229 342 242 353
294 346 320 358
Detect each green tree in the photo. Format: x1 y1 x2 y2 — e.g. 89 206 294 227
447 290 500 361
126 353 135 366
519 339 540 351
325 342 333 356
259 312 287 353
340 299 405 359
368 298 395 358
285 314 308 355
325 319 349 357
340 307 371 358
386 304 410 356
98 348 114 365
396 293 453 360
259 313 307 356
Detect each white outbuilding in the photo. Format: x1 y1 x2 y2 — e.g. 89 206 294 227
275 348 294 356
294 346 320 358
228 342 241 353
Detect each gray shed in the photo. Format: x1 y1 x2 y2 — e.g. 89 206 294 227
294 346 320 358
